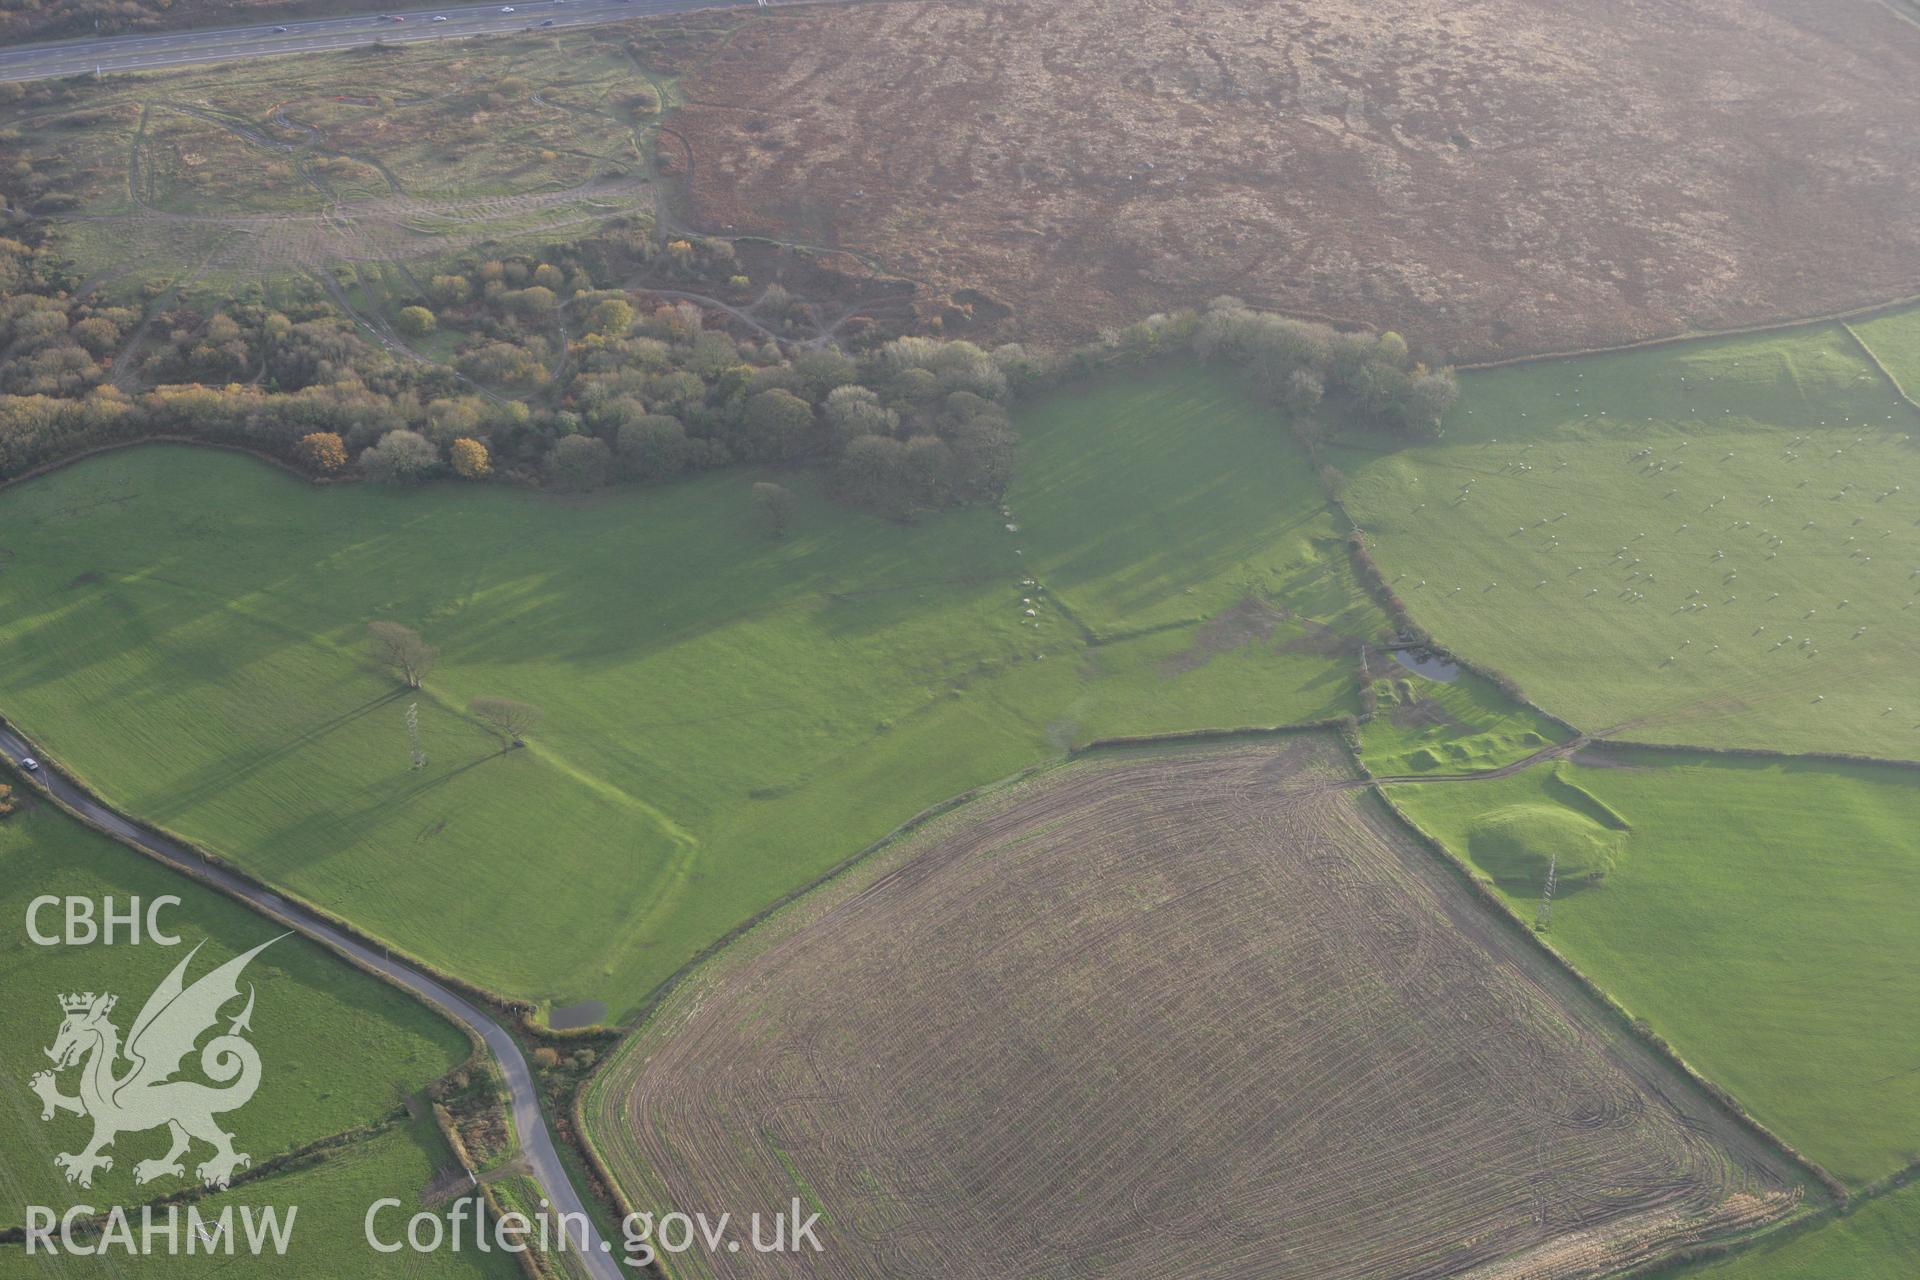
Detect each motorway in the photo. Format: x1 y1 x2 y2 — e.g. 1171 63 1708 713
0 721 628 1280
0 0 750 82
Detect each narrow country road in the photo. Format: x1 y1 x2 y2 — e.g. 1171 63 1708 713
0 0 749 83
0 721 626 1280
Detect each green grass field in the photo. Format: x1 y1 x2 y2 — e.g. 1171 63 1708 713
1340 316 1920 757
1008 371 1371 637
0 1119 521 1279
0 796 469 1219
1387 749 1920 1186
1663 1183 1920 1280
0 364 1382 1017
9 331 1915 1276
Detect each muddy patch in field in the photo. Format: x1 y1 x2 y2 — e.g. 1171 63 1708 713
1161 597 1288 675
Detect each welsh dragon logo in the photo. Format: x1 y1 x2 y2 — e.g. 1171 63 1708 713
29 936 283 1191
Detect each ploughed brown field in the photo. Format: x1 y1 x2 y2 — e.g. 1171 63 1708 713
599 737 1799 1279
669 0 1920 359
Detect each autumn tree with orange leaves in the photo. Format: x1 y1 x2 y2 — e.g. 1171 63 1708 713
296 431 348 474
450 437 492 480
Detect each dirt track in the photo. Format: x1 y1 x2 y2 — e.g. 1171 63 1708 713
671 0 1920 359
601 738 1798 1279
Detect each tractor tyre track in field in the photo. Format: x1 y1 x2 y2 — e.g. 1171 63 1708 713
596 736 1801 1279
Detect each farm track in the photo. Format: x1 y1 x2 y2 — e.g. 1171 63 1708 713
596 737 1801 1279
0 722 627 1280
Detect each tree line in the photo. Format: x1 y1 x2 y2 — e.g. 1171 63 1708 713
0 195 1455 523
1079 299 1458 437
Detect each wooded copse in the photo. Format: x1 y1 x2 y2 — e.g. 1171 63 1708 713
0 205 1455 520
1129 299 1459 436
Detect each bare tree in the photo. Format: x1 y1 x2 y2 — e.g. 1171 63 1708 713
470 696 543 746
367 622 436 689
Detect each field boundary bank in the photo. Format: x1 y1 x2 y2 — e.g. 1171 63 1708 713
426 1103 546 1280
0 717 530 1020
1589 738 1920 773
1543 762 1632 830
1066 719 1352 759
1859 1155 1920 1200
1452 291 1920 372
1336 502 1920 769
1336 411 1910 1226
580 727 1357 1271
1334 504 1586 745
1617 1153 1920 1277
1839 321 1920 413
1072 717 1593 786
586 729 1824 1278
580 723 1360 1247
0 724 626 1280
595 721 1369 1048
576 753 1064 1249
1369 785 1847 1211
